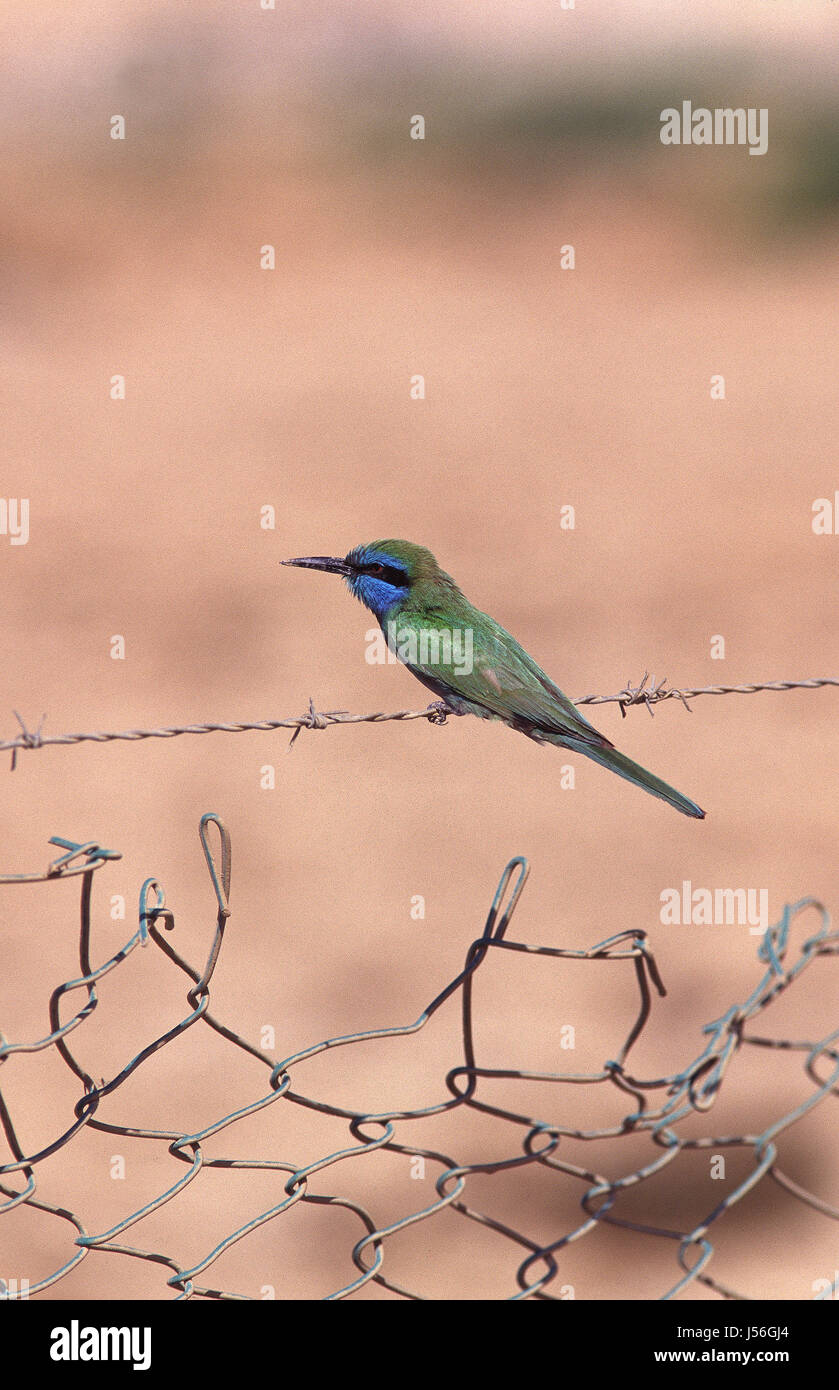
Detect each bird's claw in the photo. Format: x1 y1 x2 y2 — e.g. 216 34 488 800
425 701 451 726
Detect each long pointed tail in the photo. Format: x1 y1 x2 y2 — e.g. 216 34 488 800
569 740 705 819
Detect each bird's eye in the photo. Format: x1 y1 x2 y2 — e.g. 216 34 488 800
369 563 384 576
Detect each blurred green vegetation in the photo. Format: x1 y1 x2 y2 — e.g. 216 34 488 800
40 32 839 236
350 56 839 232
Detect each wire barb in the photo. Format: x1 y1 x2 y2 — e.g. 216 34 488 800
9 711 45 770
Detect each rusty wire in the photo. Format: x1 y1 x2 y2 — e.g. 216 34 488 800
1 817 837 1300
2 676 837 769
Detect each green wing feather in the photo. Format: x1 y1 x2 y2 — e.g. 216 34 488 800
389 606 610 748
385 601 704 819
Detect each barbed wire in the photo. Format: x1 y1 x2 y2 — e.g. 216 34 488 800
1 816 837 1300
3 676 837 769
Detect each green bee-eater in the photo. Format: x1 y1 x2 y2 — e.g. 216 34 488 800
282 540 705 819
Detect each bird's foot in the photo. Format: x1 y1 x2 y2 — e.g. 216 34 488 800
425 700 453 726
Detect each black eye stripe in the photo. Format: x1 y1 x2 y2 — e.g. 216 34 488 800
364 563 408 586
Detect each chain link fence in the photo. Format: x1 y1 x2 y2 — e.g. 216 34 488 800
2 813 838 1300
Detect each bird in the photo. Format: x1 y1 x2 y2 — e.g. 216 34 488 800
282 540 705 819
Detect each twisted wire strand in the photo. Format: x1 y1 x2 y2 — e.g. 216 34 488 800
2 677 836 766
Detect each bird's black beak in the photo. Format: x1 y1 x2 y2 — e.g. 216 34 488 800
281 555 354 577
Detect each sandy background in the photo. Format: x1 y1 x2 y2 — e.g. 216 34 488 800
2 1 839 1300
